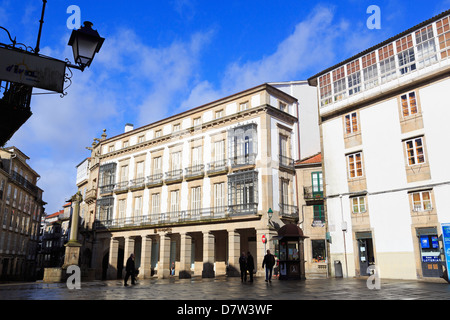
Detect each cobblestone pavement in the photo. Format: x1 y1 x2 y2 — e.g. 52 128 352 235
0 276 449 301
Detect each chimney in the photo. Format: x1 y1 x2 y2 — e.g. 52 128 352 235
125 123 134 133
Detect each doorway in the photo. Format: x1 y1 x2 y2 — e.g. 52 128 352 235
356 232 375 276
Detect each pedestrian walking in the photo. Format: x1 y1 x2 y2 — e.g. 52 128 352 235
246 251 254 282
262 250 275 282
124 253 136 286
239 252 247 282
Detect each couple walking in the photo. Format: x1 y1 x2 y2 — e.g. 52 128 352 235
239 250 276 282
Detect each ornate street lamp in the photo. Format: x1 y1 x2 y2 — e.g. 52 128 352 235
67 21 105 71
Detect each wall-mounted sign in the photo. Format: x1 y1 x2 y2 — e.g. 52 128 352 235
442 223 450 275
0 47 66 93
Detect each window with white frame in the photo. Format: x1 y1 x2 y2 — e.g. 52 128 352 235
347 60 361 96
400 91 418 117
171 151 182 171
151 193 160 215
215 110 224 119
351 196 367 213
333 66 346 102
136 161 145 179
362 52 378 90
155 130 162 138
120 164 128 182
347 152 363 178
191 186 201 214
344 112 358 134
170 190 180 213
412 190 432 211
193 117 202 127
379 44 397 83
214 182 225 209
405 137 425 166
437 16 450 59
118 199 126 220
138 135 145 143
415 25 438 69
153 157 162 175
134 196 142 218
279 101 287 112
239 102 249 111
191 146 202 167
173 124 180 133
396 35 416 75
214 140 225 162
319 73 332 107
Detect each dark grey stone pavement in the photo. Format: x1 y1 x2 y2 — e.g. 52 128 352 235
0 276 449 301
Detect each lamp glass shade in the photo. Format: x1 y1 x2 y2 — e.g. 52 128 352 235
68 22 104 70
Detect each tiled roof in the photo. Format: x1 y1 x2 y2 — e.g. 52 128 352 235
46 209 64 219
296 153 322 165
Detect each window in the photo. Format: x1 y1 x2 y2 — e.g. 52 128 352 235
405 137 425 165
153 157 162 175
333 66 346 102
191 146 202 167
138 135 145 143
99 163 117 194
214 182 225 209
120 165 129 182
193 117 202 127
108 145 115 153
135 161 145 179
436 16 450 59
123 140 129 148
345 112 358 134
215 110 223 119
97 197 114 221
311 172 323 195
134 196 142 218
347 152 363 178
415 25 437 69
155 130 162 138
312 240 326 262
319 73 332 107
118 199 126 220
228 170 258 213
313 205 325 222
151 193 160 215
347 60 361 96
280 179 289 206
396 35 416 75
362 52 378 89
279 102 287 112
214 140 225 162
170 190 180 213
191 186 201 214
173 124 180 133
412 191 432 211
228 124 257 167
352 196 366 213
379 44 396 83
239 102 249 111
401 91 418 117
171 151 182 171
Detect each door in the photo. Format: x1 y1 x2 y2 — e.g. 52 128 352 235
419 234 441 277
358 238 374 276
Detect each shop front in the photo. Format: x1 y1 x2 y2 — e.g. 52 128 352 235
416 227 442 278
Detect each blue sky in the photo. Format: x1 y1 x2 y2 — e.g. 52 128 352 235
2 0 450 214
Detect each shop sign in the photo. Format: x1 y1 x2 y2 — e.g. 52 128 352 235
0 47 66 93
442 223 450 273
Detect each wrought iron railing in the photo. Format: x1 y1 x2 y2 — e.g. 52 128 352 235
93 204 257 230
165 169 183 183
113 181 128 193
129 177 145 190
146 173 163 187
303 186 324 200
207 159 228 175
279 203 299 218
279 155 295 170
185 164 204 179
230 153 256 168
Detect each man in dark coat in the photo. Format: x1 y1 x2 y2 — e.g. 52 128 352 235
262 250 276 282
124 253 136 286
239 252 247 282
246 251 254 282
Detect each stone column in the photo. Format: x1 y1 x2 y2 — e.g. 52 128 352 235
179 232 192 278
227 230 240 277
107 237 119 279
140 236 153 279
202 232 215 278
158 233 171 279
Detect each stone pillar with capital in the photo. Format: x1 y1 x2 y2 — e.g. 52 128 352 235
140 236 153 279
179 232 192 279
227 230 240 277
107 237 119 280
158 233 171 279
202 232 215 278
123 236 135 278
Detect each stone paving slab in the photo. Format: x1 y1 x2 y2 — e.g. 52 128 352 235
0 276 449 301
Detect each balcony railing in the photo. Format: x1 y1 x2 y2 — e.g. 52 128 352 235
303 186 324 201
146 173 163 187
279 155 295 170
129 177 145 190
230 153 256 168
207 159 228 175
93 204 257 230
113 181 128 193
185 164 204 180
165 169 183 183
99 184 115 195
279 203 299 218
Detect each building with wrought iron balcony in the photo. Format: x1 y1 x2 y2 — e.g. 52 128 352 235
75 83 318 281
